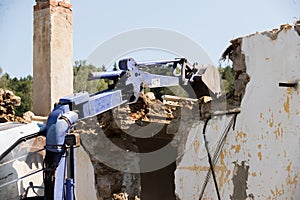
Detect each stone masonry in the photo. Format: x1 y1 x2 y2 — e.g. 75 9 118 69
33 0 73 116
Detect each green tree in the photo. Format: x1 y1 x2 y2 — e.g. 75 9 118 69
0 71 33 116
73 60 108 93
0 73 10 89
9 76 33 116
218 65 235 94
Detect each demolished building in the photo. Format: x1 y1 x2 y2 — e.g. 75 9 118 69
0 0 299 198
72 22 300 200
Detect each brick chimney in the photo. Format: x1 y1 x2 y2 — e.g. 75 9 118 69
33 0 73 116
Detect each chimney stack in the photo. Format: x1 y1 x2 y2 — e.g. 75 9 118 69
33 0 73 116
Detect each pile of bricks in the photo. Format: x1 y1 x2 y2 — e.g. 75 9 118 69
0 88 24 123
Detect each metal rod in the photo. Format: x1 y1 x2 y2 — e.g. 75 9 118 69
201 117 221 200
136 59 180 66
199 114 238 199
279 82 298 88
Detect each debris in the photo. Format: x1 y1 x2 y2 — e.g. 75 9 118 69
0 88 28 123
112 193 128 200
23 111 35 122
77 116 141 200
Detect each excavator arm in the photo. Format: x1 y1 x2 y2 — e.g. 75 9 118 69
43 57 221 200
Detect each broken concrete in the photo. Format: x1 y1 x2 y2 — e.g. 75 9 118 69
74 91 205 199
222 37 250 105
76 116 141 200
294 20 300 36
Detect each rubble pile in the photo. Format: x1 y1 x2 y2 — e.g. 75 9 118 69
0 88 27 123
76 92 200 200
76 116 141 200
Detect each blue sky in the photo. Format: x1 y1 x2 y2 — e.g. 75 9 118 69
0 0 299 78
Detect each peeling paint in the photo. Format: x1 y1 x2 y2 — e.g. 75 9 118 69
286 174 298 186
175 23 300 200
287 87 293 96
277 153 280 157
286 162 292 172
235 132 247 143
257 152 262 161
286 162 298 186
269 113 274 128
283 96 290 118
218 151 230 189
270 185 285 198
274 123 283 139
193 139 200 154
218 170 231 191
230 161 250 200
178 165 226 173
179 177 183 193
230 145 241 153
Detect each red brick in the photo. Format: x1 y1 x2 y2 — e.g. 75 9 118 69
49 0 58 7
58 1 72 9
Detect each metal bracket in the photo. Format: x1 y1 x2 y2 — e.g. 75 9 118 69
279 81 298 88
65 133 80 148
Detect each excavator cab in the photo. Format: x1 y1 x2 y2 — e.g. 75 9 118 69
0 122 46 199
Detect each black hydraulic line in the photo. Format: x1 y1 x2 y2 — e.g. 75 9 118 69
198 114 238 199
232 114 238 131
70 146 76 200
201 116 221 200
279 82 298 88
70 147 75 179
